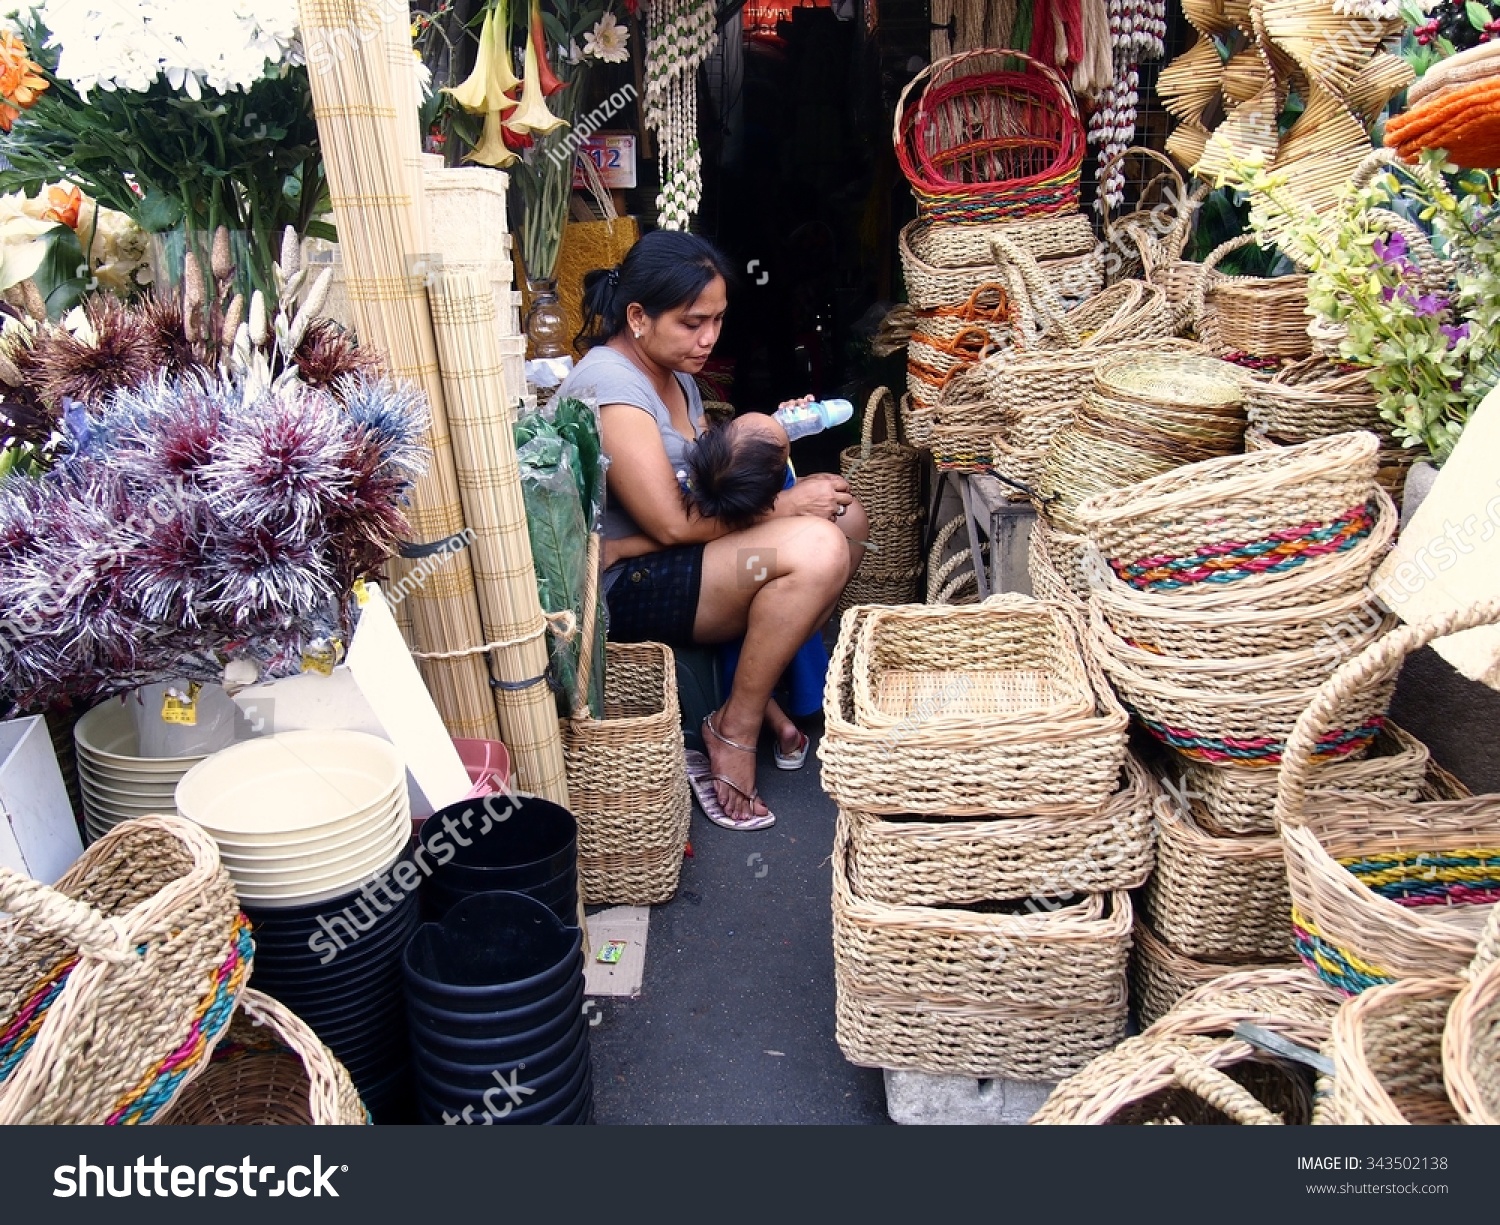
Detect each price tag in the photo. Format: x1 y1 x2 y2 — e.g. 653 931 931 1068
353 579 370 607
300 639 343 677
161 682 201 726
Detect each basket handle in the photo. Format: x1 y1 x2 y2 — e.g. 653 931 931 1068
945 281 1013 325
860 386 899 459
1171 1053 1285 1125
989 232 1079 349
1190 233 1261 327
1097 146 1188 236
893 47 1080 152
1470 901 1500 977
568 532 603 721
1274 599 1500 828
0 867 137 963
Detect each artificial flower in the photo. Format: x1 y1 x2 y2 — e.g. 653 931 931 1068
0 28 48 131
443 2 518 114
506 14 567 135
0 191 60 291
583 13 630 64
465 108 520 168
530 0 565 96
39 184 81 229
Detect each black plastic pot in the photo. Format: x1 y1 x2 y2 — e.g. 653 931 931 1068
403 892 581 1012
410 987 585 1066
422 867 578 927
415 1041 591 1125
419 795 576 884
411 1008 586 1087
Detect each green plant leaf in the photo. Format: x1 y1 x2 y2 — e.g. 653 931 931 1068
135 190 185 233
1467 1 1491 30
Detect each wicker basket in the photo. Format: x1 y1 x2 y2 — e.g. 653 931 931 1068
156 989 367 1125
1443 907 1500 1124
1140 963 1334 1043
1098 148 1205 287
853 595 1103 729
833 822 1131 1078
1074 431 1383 597
1131 921 1298 1028
1245 355 1383 438
1030 1032 1316 1124
844 755 1157 907
1276 602 1500 995
837 387 923 612
899 216 1096 310
894 49 1086 224
1144 797 1296 963
1195 234 1313 359
0 815 248 1125
1094 613 1397 769
1028 517 1089 606
1321 976 1465 1125
819 601 1128 815
563 639 691 906
1177 723 1430 838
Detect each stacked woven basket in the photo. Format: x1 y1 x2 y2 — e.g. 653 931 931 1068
822 594 1155 1081
1071 431 1416 1019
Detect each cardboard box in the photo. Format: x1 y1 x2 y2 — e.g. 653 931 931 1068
0 715 83 885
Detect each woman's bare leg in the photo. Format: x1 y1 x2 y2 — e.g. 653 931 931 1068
694 516 851 820
763 697 801 756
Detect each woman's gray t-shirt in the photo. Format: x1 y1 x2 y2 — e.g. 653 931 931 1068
554 346 706 552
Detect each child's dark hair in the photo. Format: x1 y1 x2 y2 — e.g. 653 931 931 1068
680 426 787 532
577 230 736 350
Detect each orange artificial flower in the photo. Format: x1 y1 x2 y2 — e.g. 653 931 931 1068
42 184 81 229
0 30 48 133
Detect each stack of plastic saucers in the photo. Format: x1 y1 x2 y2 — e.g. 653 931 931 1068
419 794 578 925
404 892 593 1125
174 730 417 1118
73 698 210 842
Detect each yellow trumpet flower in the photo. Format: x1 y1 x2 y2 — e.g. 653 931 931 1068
463 109 519 168
504 14 567 135
443 4 518 115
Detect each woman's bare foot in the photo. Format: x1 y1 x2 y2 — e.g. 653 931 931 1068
764 698 803 759
702 709 770 823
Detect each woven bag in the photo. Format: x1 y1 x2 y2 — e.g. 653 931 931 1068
894 49 1086 224
844 754 1157 908
1144 798 1297 963
1321 976 1466 1125
924 513 981 605
1030 1033 1314 1125
1131 923 1298 1029
1276 601 1500 995
0 815 248 1125
562 624 690 906
1443 907 1500 1124
1194 234 1312 360
837 387 923 611
833 820 1131 1079
1073 431 1383 599
1097 147 1207 290
155 989 367 1125
820 601 1127 815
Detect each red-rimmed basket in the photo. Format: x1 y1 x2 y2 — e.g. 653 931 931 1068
895 49 1086 223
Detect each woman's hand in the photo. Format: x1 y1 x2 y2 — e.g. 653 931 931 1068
773 473 854 522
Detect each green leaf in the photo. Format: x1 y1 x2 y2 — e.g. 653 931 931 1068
135 191 185 233
1467 1 1491 31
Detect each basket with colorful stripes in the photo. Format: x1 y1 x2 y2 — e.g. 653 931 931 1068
0 815 248 1124
1276 602 1500 996
894 49 1086 224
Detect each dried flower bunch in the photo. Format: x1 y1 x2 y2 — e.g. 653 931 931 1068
0 368 430 718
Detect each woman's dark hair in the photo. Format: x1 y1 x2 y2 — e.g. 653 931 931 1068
680 424 787 532
577 230 735 350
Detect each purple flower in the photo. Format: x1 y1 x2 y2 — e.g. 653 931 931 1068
1411 292 1447 318
1442 322 1470 348
1372 231 1408 266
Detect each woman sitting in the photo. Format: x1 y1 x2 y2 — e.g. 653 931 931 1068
554 230 868 829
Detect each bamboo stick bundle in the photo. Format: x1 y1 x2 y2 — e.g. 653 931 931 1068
297 0 500 739
427 266 570 805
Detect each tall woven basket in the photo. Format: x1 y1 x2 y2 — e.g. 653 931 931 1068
838 387 923 612
1275 600 1500 995
563 636 691 906
0 815 249 1124
156 989 368 1125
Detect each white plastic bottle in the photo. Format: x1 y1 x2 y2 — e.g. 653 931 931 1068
773 398 855 441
